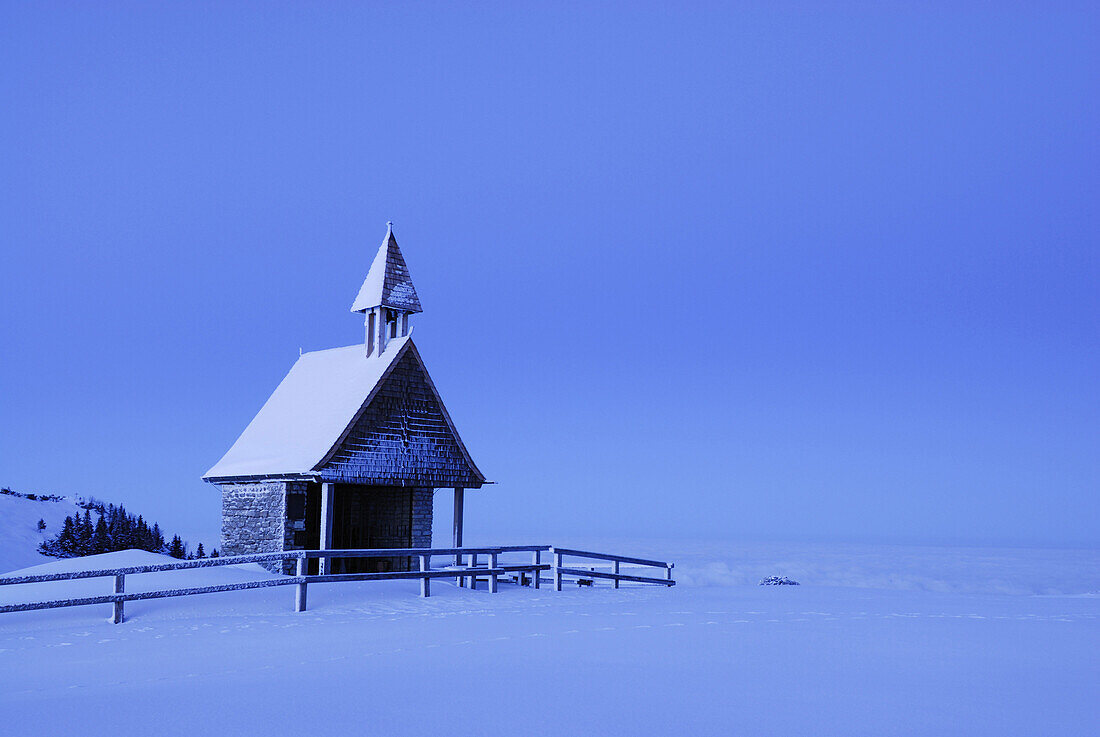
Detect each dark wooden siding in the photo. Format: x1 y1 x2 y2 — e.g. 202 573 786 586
331 485 412 572
320 350 482 487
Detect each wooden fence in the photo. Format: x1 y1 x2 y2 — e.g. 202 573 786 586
0 545 675 624
550 547 675 590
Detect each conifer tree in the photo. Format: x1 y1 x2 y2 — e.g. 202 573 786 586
135 515 149 550
58 515 76 556
195 543 205 559
92 515 110 555
78 511 94 556
116 505 132 550
37 518 46 532
168 535 185 559
152 523 165 553
106 504 118 545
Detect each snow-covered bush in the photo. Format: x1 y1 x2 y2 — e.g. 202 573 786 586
759 575 799 586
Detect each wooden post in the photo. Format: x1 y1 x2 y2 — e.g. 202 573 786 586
488 551 498 593
420 554 430 598
469 552 478 591
375 306 387 356
532 549 541 589
553 548 563 591
295 555 308 612
453 487 465 586
366 310 376 355
613 560 620 589
319 482 334 575
452 488 464 564
666 563 674 584
112 574 125 624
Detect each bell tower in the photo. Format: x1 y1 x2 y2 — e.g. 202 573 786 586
351 222 423 356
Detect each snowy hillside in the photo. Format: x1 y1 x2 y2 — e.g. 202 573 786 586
0 493 84 574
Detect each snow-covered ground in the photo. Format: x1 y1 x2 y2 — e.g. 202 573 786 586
1 542 1096 736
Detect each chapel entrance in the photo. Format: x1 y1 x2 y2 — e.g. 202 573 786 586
325 485 414 574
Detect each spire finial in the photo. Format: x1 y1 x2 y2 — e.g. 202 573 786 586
386 220 393 234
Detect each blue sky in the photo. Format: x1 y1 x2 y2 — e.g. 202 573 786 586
1 3 1097 548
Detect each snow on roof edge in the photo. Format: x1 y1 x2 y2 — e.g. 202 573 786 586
202 336 412 481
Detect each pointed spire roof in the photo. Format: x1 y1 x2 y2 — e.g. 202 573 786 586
350 223 423 314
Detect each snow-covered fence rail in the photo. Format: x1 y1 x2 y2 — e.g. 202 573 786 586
549 547 675 590
0 545 674 623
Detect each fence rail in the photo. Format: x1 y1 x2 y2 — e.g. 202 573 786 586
0 544 675 624
555 567 673 587
549 546 675 591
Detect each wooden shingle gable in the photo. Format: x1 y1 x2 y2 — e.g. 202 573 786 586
313 340 485 487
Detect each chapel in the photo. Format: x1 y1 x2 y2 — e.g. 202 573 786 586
203 225 485 573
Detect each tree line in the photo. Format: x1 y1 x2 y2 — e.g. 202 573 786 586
37 500 216 560
1 486 64 502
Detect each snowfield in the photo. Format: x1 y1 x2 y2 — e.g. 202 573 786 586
1 543 1097 737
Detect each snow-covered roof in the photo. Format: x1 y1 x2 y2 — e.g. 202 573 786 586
203 336 413 481
350 225 423 314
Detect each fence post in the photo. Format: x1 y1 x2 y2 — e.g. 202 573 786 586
613 560 620 589
553 548 563 591
295 555 308 612
468 552 478 590
666 563 674 584
420 554 430 598
112 574 125 624
488 552 498 593
532 549 541 589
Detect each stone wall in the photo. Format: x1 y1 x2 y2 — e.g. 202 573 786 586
219 480 288 574
412 487 433 549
